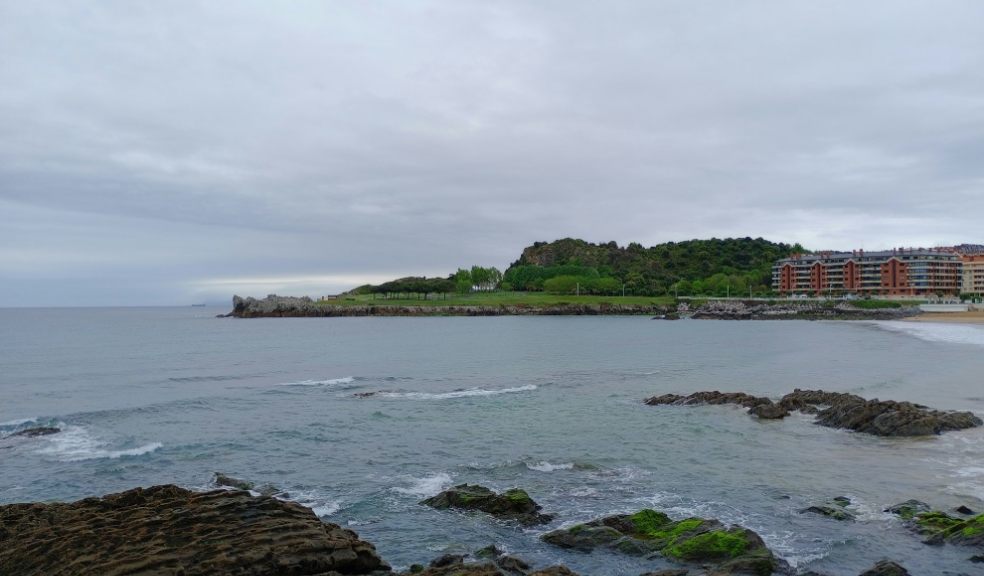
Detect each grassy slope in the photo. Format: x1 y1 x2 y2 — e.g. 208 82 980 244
313 292 675 308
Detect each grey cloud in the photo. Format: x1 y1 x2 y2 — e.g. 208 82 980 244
2 1 984 305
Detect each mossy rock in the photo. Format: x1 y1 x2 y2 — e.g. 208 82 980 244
799 505 855 522
541 509 779 574
421 484 553 526
887 501 984 547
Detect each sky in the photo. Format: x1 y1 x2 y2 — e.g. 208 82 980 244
2 1 983 306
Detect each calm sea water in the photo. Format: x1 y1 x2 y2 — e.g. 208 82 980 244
2 308 983 575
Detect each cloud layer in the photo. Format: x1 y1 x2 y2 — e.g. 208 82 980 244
2 1 983 305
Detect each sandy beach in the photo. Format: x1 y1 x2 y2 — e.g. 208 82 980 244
906 310 984 323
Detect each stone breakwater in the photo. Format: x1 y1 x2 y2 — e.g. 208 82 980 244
225 295 672 317
2 481 960 576
644 389 983 437
224 295 919 319
688 300 919 321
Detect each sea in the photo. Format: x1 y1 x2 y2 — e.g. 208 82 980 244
1 307 983 575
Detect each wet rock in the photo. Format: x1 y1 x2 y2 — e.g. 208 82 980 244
781 389 982 436
799 505 855 522
529 568 579 576
9 426 60 437
955 505 975 515
542 509 780 574
748 402 790 420
832 496 851 507
421 484 553 525
495 555 530 574
639 570 689 576
0 484 389 575
857 560 910 576
644 391 773 410
884 500 931 520
429 554 465 567
886 502 984 547
213 471 253 491
474 545 502 559
970 554 984 563
645 388 982 436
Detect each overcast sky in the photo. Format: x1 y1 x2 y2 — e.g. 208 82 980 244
2 1 983 306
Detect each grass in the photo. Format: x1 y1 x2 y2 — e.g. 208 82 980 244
313 291 675 308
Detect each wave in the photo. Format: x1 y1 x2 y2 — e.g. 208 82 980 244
35 425 162 462
871 321 984 349
526 461 575 472
0 417 39 428
278 376 358 387
377 385 537 400
287 489 342 517
392 472 453 497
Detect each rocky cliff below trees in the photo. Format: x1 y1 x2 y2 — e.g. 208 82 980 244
224 294 920 320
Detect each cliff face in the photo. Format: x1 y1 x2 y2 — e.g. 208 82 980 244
0 485 388 576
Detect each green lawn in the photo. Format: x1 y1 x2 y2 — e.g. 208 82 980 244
314 291 675 308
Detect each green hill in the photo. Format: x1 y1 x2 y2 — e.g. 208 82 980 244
504 237 805 296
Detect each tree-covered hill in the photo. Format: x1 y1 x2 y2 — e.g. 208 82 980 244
504 237 806 296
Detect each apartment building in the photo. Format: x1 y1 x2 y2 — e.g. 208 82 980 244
961 253 984 295
772 248 962 297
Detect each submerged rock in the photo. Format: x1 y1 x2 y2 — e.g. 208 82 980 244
644 388 982 436
8 426 60 437
799 505 855 522
422 484 553 526
402 560 578 576
0 484 389 575
541 508 781 574
857 560 910 576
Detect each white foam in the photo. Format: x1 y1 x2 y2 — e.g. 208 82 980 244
527 461 575 472
0 417 38 428
392 472 453 497
279 377 356 387
871 321 984 349
286 489 342 517
378 385 536 400
35 425 162 462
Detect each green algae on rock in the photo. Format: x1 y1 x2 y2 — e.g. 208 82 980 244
886 501 984 547
421 484 554 526
541 508 780 575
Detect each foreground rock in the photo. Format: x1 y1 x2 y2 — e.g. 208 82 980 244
644 389 982 437
857 560 910 576
885 500 984 547
402 552 577 576
422 484 553 525
541 508 781 575
0 484 389 576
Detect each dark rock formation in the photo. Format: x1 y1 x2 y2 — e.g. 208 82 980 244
689 300 919 321
402 561 578 576
886 501 984 547
213 471 254 490
541 508 781 575
8 426 60 437
421 484 553 526
955 505 976 515
857 560 910 576
0 484 389 576
644 388 982 436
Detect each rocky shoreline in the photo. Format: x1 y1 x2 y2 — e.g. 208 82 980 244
2 477 979 576
223 295 920 320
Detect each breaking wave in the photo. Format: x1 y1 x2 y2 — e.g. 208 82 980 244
392 472 453 497
34 425 162 462
871 321 984 349
278 377 357 387
377 385 536 400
